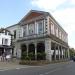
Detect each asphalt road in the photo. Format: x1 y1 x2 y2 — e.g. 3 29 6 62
0 61 75 75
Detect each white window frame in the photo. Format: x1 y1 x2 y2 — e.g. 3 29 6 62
28 23 35 35
51 22 55 35
23 25 27 37
56 27 58 37
38 20 43 34
2 38 8 45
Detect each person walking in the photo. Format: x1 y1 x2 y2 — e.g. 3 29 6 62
2 53 5 62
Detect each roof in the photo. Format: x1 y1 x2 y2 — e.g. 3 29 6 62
19 10 67 34
0 28 10 33
6 10 68 35
0 28 12 35
19 10 49 23
6 24 19 29
0 45 13 49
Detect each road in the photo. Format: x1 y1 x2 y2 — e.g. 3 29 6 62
0 61 75 75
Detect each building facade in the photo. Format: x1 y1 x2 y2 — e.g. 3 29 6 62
0 28 12 57
6 10 69 61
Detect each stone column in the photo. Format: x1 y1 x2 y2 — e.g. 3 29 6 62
34 43 37 60
27 24 29 35
44 19 46 33
35 21 37 34
26 44 28 56
60 46 62 59
16 43 21 58
45 39 52 61
4 48 5 53
63 48 65 59
54 44 56 60
65 48 67 59
35 21 38 34
58 45 60 60
46 16 50 35
61 47 63 59
21 27 23 37
67 48 70 59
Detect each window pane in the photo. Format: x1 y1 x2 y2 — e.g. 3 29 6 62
5 39 8 45
14 30 16 39
38 21 43 34
28 24 34 35
23 26 27 37
51 22 54 35
2 38 3 45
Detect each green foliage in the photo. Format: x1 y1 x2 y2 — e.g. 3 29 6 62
28 52 34 60
37 52 46 60
69 48 75 58
21 50 46 60
37 52 42 57
21 51 27 60
19 60 50 65
42 52 46 57
65 50 68 57
25 56 31 60
42 52 46 60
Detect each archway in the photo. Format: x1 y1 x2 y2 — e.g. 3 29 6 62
21 44 27 59
28 43 35 60
51 42 55 60
37 42 45 60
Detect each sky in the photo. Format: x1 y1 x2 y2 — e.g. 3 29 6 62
0 0 75 48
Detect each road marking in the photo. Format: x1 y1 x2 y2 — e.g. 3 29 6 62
45 68 62 74
16 68 20 70
0 66 36 72
39 68 62 75
39 74 44 75
0 69 9 72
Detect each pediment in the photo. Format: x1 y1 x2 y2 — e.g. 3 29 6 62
19 10 45 23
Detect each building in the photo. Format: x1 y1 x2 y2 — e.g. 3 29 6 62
6 10 69 61
0 28 12 57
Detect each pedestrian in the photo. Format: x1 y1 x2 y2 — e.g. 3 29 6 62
2 53 5 62
0 55 2 62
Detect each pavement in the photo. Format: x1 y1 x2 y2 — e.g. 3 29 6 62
0 59 33 70
0 60 75 75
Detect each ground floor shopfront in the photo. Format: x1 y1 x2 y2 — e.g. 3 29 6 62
14 38 69 61
0 45 12 61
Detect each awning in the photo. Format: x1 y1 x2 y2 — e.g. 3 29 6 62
0 45 13 49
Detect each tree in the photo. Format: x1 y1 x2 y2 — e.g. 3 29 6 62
69 48 75 59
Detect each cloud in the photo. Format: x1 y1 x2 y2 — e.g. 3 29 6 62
31 0 66 10
52 8 75 48
53 8 75 34
70 0 75 5
31 0 75 48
